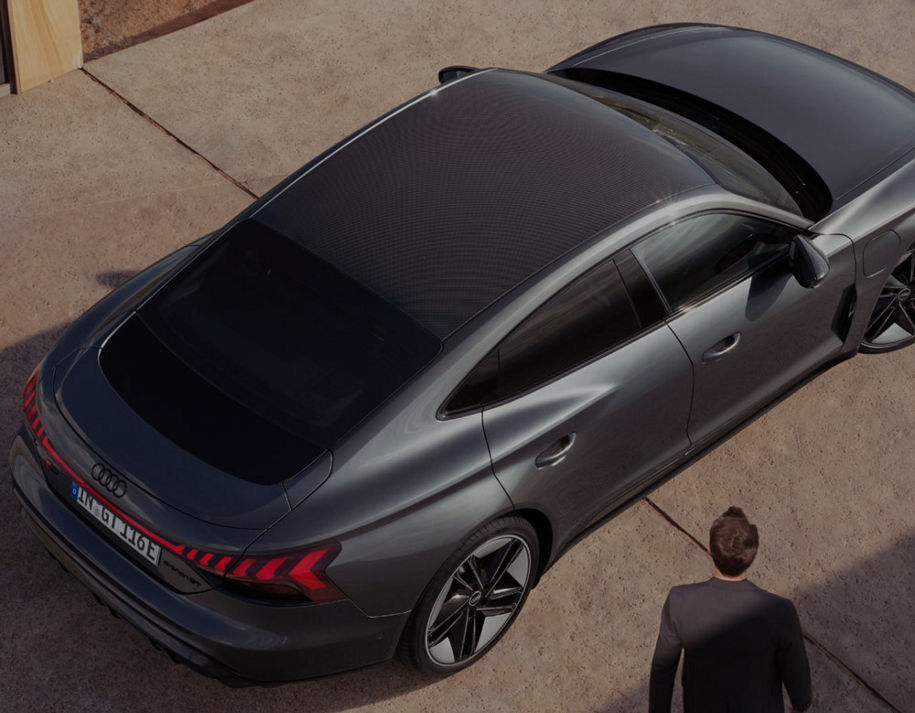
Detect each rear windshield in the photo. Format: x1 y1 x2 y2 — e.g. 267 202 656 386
545 73 802 216
141 219 441 447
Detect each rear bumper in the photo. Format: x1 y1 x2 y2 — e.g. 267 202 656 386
9 432 408 685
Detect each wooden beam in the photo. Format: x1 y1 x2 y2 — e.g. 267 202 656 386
7 0 82 92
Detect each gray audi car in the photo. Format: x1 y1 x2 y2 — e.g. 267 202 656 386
10 24 915 683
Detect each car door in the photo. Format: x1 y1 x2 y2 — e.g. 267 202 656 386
445 257 693 553
631 212 855 444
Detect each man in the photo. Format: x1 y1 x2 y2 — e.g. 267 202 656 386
649 506 812 713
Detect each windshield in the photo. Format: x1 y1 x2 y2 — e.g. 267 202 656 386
545 74 801 216
141 219 441 447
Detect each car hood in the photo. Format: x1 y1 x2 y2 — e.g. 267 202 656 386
53 319 332 530
549 24 915 209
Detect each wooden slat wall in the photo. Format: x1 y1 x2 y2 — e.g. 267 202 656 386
7 0 82 92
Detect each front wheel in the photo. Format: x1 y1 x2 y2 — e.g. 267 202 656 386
399 516 539 675
860 248 915 353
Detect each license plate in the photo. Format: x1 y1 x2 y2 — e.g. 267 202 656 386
70 482 162 566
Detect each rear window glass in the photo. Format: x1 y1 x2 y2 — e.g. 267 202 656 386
141 219 441 447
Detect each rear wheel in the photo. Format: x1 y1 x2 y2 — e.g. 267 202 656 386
860 248 915 353
399 516 538 675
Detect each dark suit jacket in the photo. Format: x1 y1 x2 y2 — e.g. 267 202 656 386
649 578 811 713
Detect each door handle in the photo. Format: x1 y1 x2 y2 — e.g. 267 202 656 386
702 332 741 362
535 433 576 468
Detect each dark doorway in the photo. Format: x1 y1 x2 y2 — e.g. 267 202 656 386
0 0 11 90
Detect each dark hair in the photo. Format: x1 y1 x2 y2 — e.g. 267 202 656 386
709 506 759 576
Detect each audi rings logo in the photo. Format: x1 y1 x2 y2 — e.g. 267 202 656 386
91 463 128 497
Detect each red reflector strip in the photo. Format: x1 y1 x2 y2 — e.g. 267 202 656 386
199 553 213 566
255 557 287 580
186 549 199 561
289 548 330 590
40 436 184 556
233 558 255 577
23 375 43 441
222 544 343 601
215 556 232 572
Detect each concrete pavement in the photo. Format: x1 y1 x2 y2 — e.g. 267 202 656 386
1 1 913 711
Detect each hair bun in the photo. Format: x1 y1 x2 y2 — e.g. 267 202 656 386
723 506 747 518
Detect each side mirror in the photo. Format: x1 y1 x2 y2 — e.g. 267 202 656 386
789 235 829 288
438 65 478 84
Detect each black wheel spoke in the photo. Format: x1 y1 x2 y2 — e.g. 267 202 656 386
487 584 524 601
867 297 899 340
897 302 915 334
458 609 479 660
483 541 523 597
429 598 470 647
452 570 475 593
466 557 486 592
477 602 517 616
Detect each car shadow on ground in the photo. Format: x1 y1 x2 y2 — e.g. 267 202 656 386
95 270 139 289
0 324 911 713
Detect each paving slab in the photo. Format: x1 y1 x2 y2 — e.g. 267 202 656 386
0 70 247 220
649 350 915 710
85 0 915 193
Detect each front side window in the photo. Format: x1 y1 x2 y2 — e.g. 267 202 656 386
446 259 640 413
631 214 797 310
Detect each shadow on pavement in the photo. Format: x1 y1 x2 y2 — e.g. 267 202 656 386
83 0 257 61
95 270 139 289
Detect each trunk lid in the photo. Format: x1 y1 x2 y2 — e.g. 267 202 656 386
55 318 330 530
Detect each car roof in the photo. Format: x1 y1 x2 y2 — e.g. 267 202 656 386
254 69 712 338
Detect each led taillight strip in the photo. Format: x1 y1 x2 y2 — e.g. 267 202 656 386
22 373 237 574
224 545 344 601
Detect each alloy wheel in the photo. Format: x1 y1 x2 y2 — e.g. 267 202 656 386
424 534 532 667
861 249 915 352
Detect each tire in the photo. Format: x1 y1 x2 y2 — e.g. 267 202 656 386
860 247 915 353
398 516 539 675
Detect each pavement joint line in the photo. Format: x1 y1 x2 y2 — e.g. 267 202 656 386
641 497 901 711
79 68 259 201
641 497 708 553
802 631 902 713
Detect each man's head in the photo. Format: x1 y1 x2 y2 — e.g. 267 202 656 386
709 506 759 576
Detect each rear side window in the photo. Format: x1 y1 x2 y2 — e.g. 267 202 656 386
446 259 640 413
632 213 796 310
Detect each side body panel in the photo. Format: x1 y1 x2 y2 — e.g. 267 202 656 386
481 325 692 556
250 399 512 617
666 233 855 443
